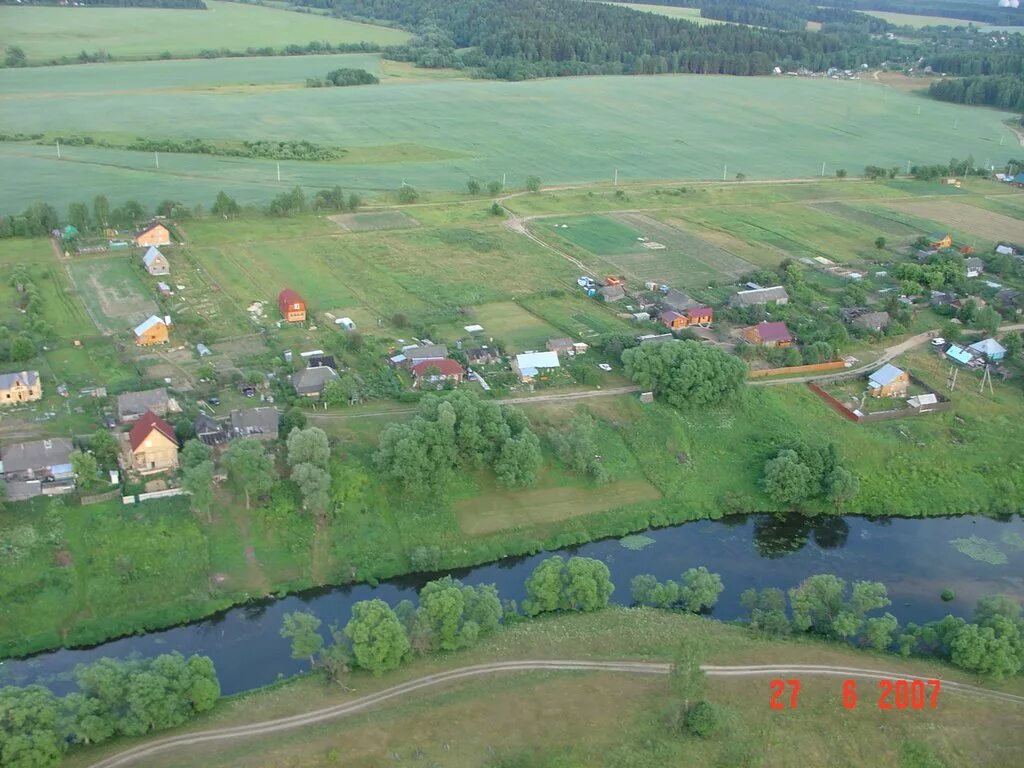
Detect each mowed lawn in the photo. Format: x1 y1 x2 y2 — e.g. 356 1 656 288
65 255 158 334
0 1 409 62
539 215 646 255
0 69 1016 211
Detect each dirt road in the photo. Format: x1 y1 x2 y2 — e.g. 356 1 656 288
85 659 1024 768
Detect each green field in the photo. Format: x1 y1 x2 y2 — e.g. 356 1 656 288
599 2 730 25
0 67 1016 211
863 10 1020 30
519 293 636 338
328 210 421 232
540 215 645 255
0 1 409 62
65 256 159 334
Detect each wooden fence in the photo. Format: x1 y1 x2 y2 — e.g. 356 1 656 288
80 489 120 506
749 360 847 379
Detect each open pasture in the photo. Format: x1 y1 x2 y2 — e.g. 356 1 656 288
448 301 563 353
328 210 420 232
66 256 159 335
882 199 1024 244
0 1 409 62
0 70 1016 211
599 2 730 24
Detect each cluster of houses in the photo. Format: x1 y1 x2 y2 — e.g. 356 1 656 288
916 232 987 279
940 337 1006 370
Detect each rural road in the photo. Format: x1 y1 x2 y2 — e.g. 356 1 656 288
85 659 1024 768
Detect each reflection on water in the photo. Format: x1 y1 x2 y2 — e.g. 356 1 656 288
2 513 1021 696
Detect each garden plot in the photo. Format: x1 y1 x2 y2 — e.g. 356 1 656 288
808 202 922 238
883 200 1024 244
328 211 420 232
66 257 159 335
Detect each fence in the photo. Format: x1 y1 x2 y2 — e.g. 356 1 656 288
81 489 120 506
749 360 847 379
122 487 188 505
807 374 952 424
807 382 860 422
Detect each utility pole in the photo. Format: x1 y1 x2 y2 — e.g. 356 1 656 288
277 163 281 182
980 365 993 395
723 164 727 181
614 168 618 186
502 172 506 190
953 119 958 131
821 161 826 177
155 151 159 169
56 139 61 160
906 160 911 174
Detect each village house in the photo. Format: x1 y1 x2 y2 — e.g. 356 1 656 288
930 291 958 309
599 284 626 302
292 365 339 397
661 305 713 330
278 289 307 323
740 321 793 348
729 285 789 308
841 308 890 333
512 351 560 383
125 410 179 474
996 289 1022 315
546 338 575 355
0 370 42 405
133 315 171 346
995 244 1018 257
867 363 909 398
230 407 280 440
1 438 75 499
134 221 172 248
929 232 953 250
465 346 501 365
141 246 169 276
945 344 975 366
661 289 699 312
964 257 984 278
968 338 1007 362
412 358 465 389
117 387 169 422
194 413 229 446
404 344 449 366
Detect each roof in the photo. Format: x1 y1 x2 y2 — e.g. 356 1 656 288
515 351 560 371
278 288 304 309
748 321 792 343
686 305 712 316
968 338 1006 356
412 359 464 377
135 221 168 238
946 345 974 365
930 232 949 241
117 387 168 417
868 363 905 388
995 244 1016 255
908 393 938 407
662 289 697 310
0 438 73 474
142 246 165 267
661 309 686 323
133 315 168 337
0 370 39 390
965 257 984 269
730 285 789 306
129 410 178 452
406 344 449 361
853 311 890 329
230 407 280 437
467 347 499 360
389 353 407 364
546 337 574 351
599 284 626 301
194 413 224 436
292 365 339 393
306 354 337 370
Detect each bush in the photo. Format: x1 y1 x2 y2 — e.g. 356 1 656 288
686 701 721 738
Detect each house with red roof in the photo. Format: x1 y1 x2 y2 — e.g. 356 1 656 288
278 289 307 323
740 321 793 348
124 410 179 474
411 358 464 389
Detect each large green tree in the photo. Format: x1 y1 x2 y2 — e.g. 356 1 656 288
762 449 816 507
181 460 214 522
287 427 330 469
622 340 746 409
280 611 324 669
0 685 62 768
789 574 890 640
344 600 410 675
522 556 614 616
223 439 275 508
89 429 120 472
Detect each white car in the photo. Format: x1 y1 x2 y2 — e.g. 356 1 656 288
597 363 613 372
930 337 945 347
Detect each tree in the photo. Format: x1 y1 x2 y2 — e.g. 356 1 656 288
874 236 887 250
789 575 889 640
825 466 859 511
762 449 816 507
280 611 324 669
68 202 90 232
974 594 1022 626
287 427 330 469
550 410 608 483
493 431 542 488
976 306 1001 336
181 461 214 522
678 567 724 613
685 700 721 738
10 334 35 362
466 179 481 195
0 685 62 768
179 439 212 473
348 193 362 211
670 636 707 714
950 622 1022 679
863 613 899 651
522 556 569 616
835 168 847 179
1002 332 1022 360
487 180 503 196
222 439 275 508
4 45 28 68
280 408 307 440
397 185 419 204
525 175 542 192
323 376 357 407
70 450 99 490
622 340 746 410
89 429 119 472
211 191 240 218
291 462 331 515
739 587 790 636
417 577 470 651
522 556 612 615
344 599 410 674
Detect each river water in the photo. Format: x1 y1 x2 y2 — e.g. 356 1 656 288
2 513 1022 696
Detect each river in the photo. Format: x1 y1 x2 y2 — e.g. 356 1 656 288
2 513 1022 696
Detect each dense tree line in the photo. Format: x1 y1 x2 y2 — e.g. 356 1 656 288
929 74 1024 112
697 0 891 33
622 340 747 409
0 653 219 768
306 67 379 87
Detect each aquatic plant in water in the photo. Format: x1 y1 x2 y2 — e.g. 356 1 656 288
619 535 656 551
950 536 1008 565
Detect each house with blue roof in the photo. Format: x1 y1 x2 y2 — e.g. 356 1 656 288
868 363 908 398
512 351 560 383
142 246 169 276
133 315 171 346
945 344 974 366
968 338 1006 361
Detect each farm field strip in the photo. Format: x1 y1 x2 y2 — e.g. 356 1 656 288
328 211 421 232
65 257 159 335
806 201 923 237
883 199 1024 243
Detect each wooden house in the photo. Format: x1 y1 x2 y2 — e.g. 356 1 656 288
278 289 307 323
133 315 171 346
661 306 713 330
740 321 793 348
929 232 953 250
134 222 171 248
867 364 909 398
125 410 179 473
0 370 42 405
142 246 170 276
412 358 464 389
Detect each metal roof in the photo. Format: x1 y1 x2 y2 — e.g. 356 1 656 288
868 363 904 388
515 351 560 370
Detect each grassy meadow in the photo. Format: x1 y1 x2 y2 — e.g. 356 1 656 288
599 2 731 25
0 1 409 62
0 65 1017 211
60 609 1024 768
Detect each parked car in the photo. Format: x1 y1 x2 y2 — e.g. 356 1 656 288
207 396 221 406
240 385 256 398
930 338 945 347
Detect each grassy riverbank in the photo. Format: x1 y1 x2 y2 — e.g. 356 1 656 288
59 608 1024 768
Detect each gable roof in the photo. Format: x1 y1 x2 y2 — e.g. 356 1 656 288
965 256 984 269
135 221 169 238
749 321 792 343
853 311 890 329
230 407 280 437
599 284 626 301
661 309 686 323
128 410 177 452
868 363 905 388
405 344 449 361
0 370 39 390
968 338 1006 357
142 246 165 267
133 315 168 337
662 289 697 311
546 337 574 351
292 365 339 393
278 288 303 305
466 346 499 361
412 359 464 377
730 285 789 306
116 387 168 417
0 438 73 474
